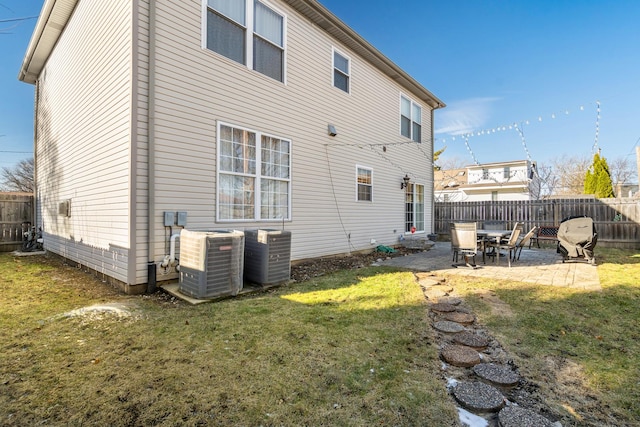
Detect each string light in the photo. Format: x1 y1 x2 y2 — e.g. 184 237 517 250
464 136 479 165
592 100 601 154
514 123 532 163
435 101 597 147
435 100 601 164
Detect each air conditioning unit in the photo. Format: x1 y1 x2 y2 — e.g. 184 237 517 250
244 229 292 285
178 230 244 299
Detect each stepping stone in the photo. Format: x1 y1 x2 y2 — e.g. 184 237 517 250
453 331 490 350
473 363 520 387
440 344 481 367
438 297 462 306
417 277 442 288
433 320 466 334
424 288 448 299
453 381 505 412
430 302 457 313
498 405 554 427
441 311 475 325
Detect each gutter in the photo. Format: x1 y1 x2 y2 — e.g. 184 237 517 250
19 0 78 84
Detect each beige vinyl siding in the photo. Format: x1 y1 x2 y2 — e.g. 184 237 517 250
126 0 435 277
142 0 435 263
35 0 132 283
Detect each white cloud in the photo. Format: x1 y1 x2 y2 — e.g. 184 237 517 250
435 97 501 136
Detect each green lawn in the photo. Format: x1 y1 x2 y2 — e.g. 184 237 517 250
1 247 638 426
444 247 640 426
0 254 456 426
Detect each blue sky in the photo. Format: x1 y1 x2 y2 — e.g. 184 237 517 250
2 0 639 171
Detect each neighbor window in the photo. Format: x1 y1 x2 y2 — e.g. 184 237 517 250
218 123 291 221
482 168 489 180
356 166 372 201
405 183 425 233
503 166 510 179
400 95 422 142
333 49 350 93
206 0 285 82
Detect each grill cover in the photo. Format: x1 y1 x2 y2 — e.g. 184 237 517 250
557 216 597 262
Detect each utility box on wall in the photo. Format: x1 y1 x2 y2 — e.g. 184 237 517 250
244 229 292 285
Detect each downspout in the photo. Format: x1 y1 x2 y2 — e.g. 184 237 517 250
146 0 157 293
33 80 39 233
430 108 436 235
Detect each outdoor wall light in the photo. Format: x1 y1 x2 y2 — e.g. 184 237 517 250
328 124 337 136
400 174 411 190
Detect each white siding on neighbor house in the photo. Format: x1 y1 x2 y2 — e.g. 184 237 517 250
140 0 436 267
35 0 132 283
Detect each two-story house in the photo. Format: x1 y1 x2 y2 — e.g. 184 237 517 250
19 0 444 293
435 160 540 202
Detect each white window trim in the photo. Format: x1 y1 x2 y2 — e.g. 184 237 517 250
332 47 351 94
216 121 292 222
202 0 288 84
400 94 423 142
356 165 373 202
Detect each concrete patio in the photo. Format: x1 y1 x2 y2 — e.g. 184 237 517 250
380 242 601 291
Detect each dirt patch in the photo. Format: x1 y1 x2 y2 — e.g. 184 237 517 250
472 289 514 317
290 247 424 282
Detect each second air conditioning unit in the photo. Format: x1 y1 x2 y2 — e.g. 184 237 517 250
178 229 244 299
244 229 292 285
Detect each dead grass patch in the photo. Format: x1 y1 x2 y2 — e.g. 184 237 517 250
0 253 458 426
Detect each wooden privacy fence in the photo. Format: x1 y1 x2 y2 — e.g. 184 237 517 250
435 198 640 249
0 193 34 252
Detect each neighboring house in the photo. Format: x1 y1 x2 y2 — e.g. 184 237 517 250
19 0 444 293
614 183 638 198
435 160 539 202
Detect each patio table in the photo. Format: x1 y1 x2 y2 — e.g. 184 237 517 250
477 229 512 263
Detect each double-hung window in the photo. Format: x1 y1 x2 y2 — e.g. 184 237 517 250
400 95 422 142
206 0 285 82
218 123 291 221
356 166 372 201
333 48 350 93
503 166 511 180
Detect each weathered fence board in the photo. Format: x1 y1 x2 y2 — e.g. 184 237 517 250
0 193 34 252
435 198 640 249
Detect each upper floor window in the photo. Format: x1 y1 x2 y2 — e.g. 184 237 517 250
400 95 422 142
503 166 511 179
333 48 350 93
356 166 372 201
206 0 285 82
482 168 489 180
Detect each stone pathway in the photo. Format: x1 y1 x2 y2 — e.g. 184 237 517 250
418 273 562 426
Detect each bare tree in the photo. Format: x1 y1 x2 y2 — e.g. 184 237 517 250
1 158 34 193
436 156 469 171
544 154 591 196
608 156 635 186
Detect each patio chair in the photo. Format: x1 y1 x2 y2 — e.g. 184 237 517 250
513 226 537 261
486 222 522 267
450 222 481 268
